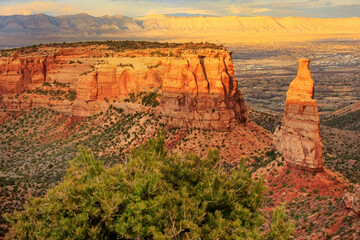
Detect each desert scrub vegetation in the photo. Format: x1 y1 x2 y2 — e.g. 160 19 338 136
5 132 293 239
117 63 134 68
319 125 360 183
66 90 77 101
247 109 281 133
123 91 160 107
264 166 358 240
24 82 76 101
321 110 360 131
52 80 70 88
250 149 281 173
141 92 160 107
1 40 224 57
0 49 12 57
0 107 163 237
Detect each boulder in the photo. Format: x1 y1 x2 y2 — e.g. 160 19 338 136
343 185 360 215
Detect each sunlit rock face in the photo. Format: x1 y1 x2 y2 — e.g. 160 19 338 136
159 51 247 131
0 44 247 131
274 58 323 172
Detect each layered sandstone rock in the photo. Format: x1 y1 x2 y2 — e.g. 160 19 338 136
343 185 360 215
160 52 247 130
0 56 48 93
274 58 323 171
0 43 247 131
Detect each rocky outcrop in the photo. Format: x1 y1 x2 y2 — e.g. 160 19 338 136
160 53 247 130
344 185 360 215
0 56 49 93
0 43 247 131
274 58 323 172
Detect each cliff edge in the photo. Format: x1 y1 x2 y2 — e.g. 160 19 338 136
0 42 247 131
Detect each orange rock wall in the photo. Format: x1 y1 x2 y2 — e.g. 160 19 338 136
0 45 247 131
160 53 247 130
0 56 47 93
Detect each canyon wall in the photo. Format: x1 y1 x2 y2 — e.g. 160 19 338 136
159 52 247 130
0 43 247 131
274 58 323 172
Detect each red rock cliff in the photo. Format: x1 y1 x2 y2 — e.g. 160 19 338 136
0 43 247 131
159 52 247 130
274 58 323 172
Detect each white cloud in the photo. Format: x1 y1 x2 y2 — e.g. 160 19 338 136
228 6 272 15
0 1 82 16
84 0 219 17
0 0 358 17
144 7 218 16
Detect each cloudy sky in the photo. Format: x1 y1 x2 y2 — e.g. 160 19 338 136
0 0 359 18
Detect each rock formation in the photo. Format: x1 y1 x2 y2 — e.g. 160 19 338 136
343 185 360 215
0 42 247 131
274 58 323 172
159 52 247 130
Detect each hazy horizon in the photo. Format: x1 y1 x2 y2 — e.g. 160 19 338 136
0 0 359 18
1 12 360 19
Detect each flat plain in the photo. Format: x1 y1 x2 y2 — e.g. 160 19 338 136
232 40 360 114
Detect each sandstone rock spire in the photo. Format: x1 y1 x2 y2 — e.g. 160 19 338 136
274 58 323 172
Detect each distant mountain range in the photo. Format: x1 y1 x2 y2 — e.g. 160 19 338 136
0 13 141 37
1 13 360 47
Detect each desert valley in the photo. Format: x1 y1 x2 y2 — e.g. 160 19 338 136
0 10 359 240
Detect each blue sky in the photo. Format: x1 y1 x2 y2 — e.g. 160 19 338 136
0 0 359 18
